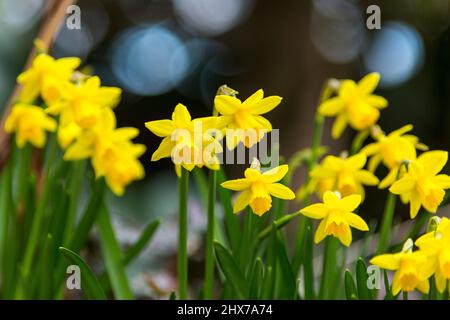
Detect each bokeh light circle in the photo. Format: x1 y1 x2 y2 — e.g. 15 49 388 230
111 25 190 96
364 22 425 88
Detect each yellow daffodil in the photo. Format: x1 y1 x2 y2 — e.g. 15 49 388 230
389 151 450 218
214 89 282 149
306 152 379 200
300 191 368 246
45 76 122 129
4 103 57 148
319 73 388 139
43 76 121 149
370 239 434 295
220 159 295 216
17 53 80 104
415 217 450 293
145 103 223 174
64 108 145 196
362 124 426 189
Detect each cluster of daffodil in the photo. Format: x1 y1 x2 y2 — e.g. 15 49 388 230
2 47 450 300
5 52 145 195
0 50 148 300
144 72 450 300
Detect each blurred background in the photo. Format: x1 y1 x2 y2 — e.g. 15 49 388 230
1 0 450 298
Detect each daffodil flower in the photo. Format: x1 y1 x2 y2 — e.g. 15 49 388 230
305 152 379 200
46 76 122 129
64 108 145 196
17 53 80 105
145 103 223 174
370 239 434 295
4 103 57 148
214 89 282 149
300 191 368 246
221 160 295 216
415 217 450 293
319 73 388 139
389 150 450 218
362 124 426 189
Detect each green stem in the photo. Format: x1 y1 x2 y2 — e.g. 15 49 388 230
15 143 32 205
258 211 300 241
403 291 408 300
376 192 397 254
319 237 338 299
62 161 85 245
97 203 133 300
303 219 314 299
178 167 189 299
204 170 217 299
350 130 369 155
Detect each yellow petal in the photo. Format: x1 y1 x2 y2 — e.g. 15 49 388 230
151 137 174 161
366 95 388 109
416 280 430 294
392 272 402 295
55 57 81 70
267 183 295 200
323 190 339 206
368 154 382 172
250 96 282 115
172 104 192 126
390 124 413 137
221 178 251 191
418 150 448 176
340 194 362 212
361 142 380 157
379 167 399 189
435 270 447 293
345 212 368 231
318 97 344 116
253 115 272 130
331 113 347 139
64 140 93 160
409 192 422 219
389 177 415 194
314 219 328 244
300 203 328 219
434 174 450 189
338 80 357 98
370 253 400 270
233 190 251 213
355 170 379 186
358 72 380 94
242 89 264 105
337 224 352 247
261 164 289 183
145 119 175 137
346 153 367 169
214 95 241 115
244 168 261 180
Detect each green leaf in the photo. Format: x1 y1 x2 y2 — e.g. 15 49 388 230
356 258 373 300
97 204 133 300
214 241 248 299
99 219 161 292
124 219 160 265
59 247 107 300
249 258 264 299
383 270 394 300
39 234 54 299
217 169 240 252
344 270 358 300
275 233 296 299
169 291 177 300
